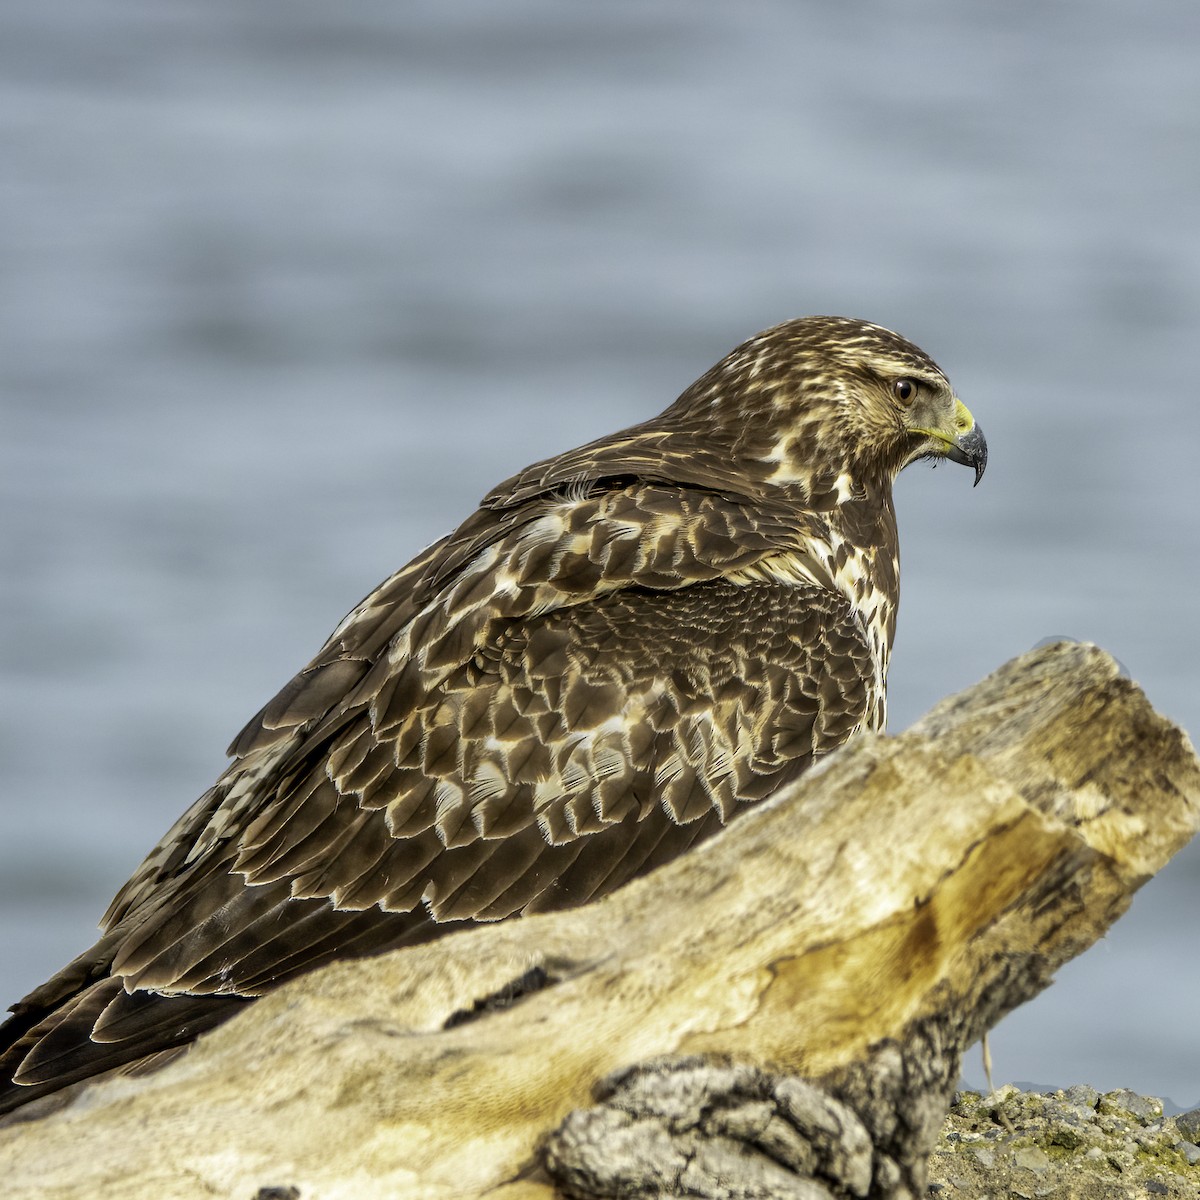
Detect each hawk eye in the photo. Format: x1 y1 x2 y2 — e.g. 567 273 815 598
892 378 919 405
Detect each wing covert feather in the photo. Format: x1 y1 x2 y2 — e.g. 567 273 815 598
0 312 939 1115
91 575 875 1011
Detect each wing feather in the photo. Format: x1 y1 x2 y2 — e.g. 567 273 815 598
1 476 880 1110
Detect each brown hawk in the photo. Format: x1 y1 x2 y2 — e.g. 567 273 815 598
0 315 986 1114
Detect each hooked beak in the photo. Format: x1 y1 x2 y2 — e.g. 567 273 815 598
945 422 987 486
915 397 986 486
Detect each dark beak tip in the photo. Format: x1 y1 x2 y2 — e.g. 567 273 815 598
947 423 987 487
971 424 988 487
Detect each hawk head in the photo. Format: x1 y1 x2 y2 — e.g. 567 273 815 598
670 315 987 501
484 315 983 522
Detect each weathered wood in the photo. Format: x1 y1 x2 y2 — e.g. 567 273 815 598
2 643 1197 1199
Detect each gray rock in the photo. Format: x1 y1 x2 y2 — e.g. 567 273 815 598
1011 1145 1049 1171
929 1086 1200 1199
1063 1084 1100 1110
1176 1107 1200 1144
1099 1088 1163 1123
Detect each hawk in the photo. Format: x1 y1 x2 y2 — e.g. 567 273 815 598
0 315 986 1114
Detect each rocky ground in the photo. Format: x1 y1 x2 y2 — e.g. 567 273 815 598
929 1086 1200 1199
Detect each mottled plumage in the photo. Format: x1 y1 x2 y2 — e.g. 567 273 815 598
0 316 986 1114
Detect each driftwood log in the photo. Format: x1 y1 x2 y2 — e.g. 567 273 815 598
2 642 1198 1199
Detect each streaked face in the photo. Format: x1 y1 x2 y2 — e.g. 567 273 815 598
742 317 987 488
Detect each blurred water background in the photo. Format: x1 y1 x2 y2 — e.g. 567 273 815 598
2 0 1199 1105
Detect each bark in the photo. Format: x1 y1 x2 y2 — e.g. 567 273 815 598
2 642 1197 1200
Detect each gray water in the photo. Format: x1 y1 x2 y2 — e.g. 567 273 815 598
3 1 1199 1106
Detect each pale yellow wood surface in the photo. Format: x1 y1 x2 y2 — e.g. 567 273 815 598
2 643 1197 1200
